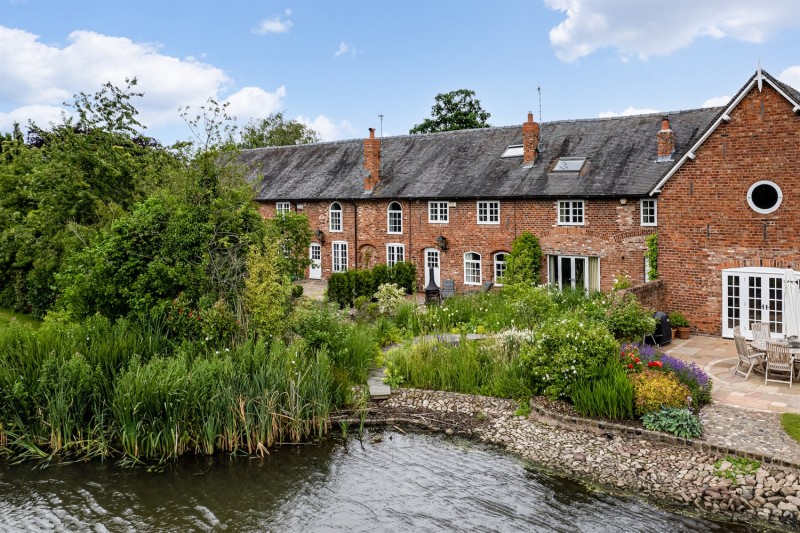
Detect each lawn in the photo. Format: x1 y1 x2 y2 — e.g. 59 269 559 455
781 413 800 444
0 308 40 329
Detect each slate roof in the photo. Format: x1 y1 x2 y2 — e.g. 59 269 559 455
241 107 722 202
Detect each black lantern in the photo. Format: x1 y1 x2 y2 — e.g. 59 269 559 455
436 235 448 251
424 267 441 305
314 229 325 244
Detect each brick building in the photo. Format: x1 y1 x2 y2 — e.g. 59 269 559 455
241 69 799 338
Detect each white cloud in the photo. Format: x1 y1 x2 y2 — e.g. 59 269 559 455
296 114 358 141
598 106 659 118
334 42 356 58
253 16 293 35
0 104 66 132
0 26 286 137
226 85 287 123
702 95 731 108
545 0 800 62
778 65 800 91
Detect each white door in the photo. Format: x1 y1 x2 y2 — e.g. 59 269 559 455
549 256 587 290
309 243 322 279
424 248 441 287
722 267 784 339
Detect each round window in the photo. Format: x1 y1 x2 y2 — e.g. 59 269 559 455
747 180 782 214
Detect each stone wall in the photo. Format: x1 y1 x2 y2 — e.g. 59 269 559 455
621 279 665 312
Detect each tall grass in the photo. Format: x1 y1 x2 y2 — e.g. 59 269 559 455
0 313 356 464
570 360 635 420
385 338 531 400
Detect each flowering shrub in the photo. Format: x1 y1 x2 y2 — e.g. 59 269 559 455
621 342 712 409
374 283 406 316
520 317 619 399
612 273 632 291
628 370 691 416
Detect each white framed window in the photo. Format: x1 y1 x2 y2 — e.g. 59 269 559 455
276 201 290 215
640 199 657 226
329 202 343 232
547 255 600 292
477 201 500 224
428 201 449 223
494 253 508 286
387 202 403 234
386 243 405 267
332 241 348 272
464 252 482 285
557 200 584 225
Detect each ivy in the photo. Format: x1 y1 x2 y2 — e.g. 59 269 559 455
644 232 658 281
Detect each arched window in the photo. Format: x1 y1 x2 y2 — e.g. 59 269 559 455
494 252 508 285
329 202 343 232
387 202 402 234
464 252 482 285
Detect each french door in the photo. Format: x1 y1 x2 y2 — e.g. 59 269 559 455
424 248 441 287
309 243 322 279
722 267 784 338
548 255 600 291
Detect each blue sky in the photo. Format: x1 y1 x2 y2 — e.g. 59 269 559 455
1 0 798 145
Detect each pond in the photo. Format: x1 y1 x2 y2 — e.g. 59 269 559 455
0 430 757 532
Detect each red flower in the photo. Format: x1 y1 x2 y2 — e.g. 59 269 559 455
628 363 634 369
634 357 640 363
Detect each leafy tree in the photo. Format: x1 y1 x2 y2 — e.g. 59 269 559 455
504 232 544 286
239 112 319 148
409 89 491 134
244 239 291 338
265 212 312 280
0 80 178 316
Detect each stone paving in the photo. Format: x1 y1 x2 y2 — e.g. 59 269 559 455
669 335 800 414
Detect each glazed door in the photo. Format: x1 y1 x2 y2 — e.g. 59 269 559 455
424 248 441 287
309 243 322 279
722 268 784 338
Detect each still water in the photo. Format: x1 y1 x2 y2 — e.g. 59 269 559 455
0 430 757 532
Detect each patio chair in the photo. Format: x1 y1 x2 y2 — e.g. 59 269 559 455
732 333 764 380
441 279 456 299
764 340 793 388
751 322 771 342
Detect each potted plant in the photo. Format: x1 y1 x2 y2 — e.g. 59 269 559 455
669 311 690 339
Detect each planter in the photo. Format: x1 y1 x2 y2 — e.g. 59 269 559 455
676 326 690 340
671 327 678 341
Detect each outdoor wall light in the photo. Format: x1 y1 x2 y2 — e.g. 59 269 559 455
314 229 325 244
436 235 448 251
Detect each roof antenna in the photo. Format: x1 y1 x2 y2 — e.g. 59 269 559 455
378 114 384 139
537 84 544 151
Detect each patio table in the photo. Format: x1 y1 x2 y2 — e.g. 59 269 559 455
751 338 800 381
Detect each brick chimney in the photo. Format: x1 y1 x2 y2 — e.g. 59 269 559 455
364 127 381 191
657 116 675 160
522 111 540 164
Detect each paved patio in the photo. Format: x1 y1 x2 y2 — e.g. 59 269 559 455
669 335 800 414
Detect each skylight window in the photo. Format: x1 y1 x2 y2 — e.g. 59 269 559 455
501 144 524 158
552 157 586 172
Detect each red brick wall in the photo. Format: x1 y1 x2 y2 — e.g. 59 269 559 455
657 83 800 335
259 197 656 294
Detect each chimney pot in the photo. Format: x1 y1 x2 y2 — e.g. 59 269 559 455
661 116 670 131
657 115 675 159
527 111 534 123
369 127 376 139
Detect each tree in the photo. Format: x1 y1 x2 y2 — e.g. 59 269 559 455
243 239 291 339
504 232 543 286
409 89 491 134
265 212 312 281
238 112 319 148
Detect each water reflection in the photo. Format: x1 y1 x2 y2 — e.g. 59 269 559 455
0 430 758 532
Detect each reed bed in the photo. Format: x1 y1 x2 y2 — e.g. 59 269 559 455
0 316 351 465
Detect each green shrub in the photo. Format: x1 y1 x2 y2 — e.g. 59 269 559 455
519 317 619 399
372 264 390 289
374 283 406 316
389 261 417 294
603 293 656 341
501 284 558 329
291 284 304 298
327 272 353 308
629 370 691 416
642 407 703 438
570 360 634 420
504 231 543 286
244 241 291 339
354 269 375 299
668 311 689 327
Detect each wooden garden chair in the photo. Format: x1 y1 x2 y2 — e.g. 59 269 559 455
764 340 793 388
732 332 764 380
